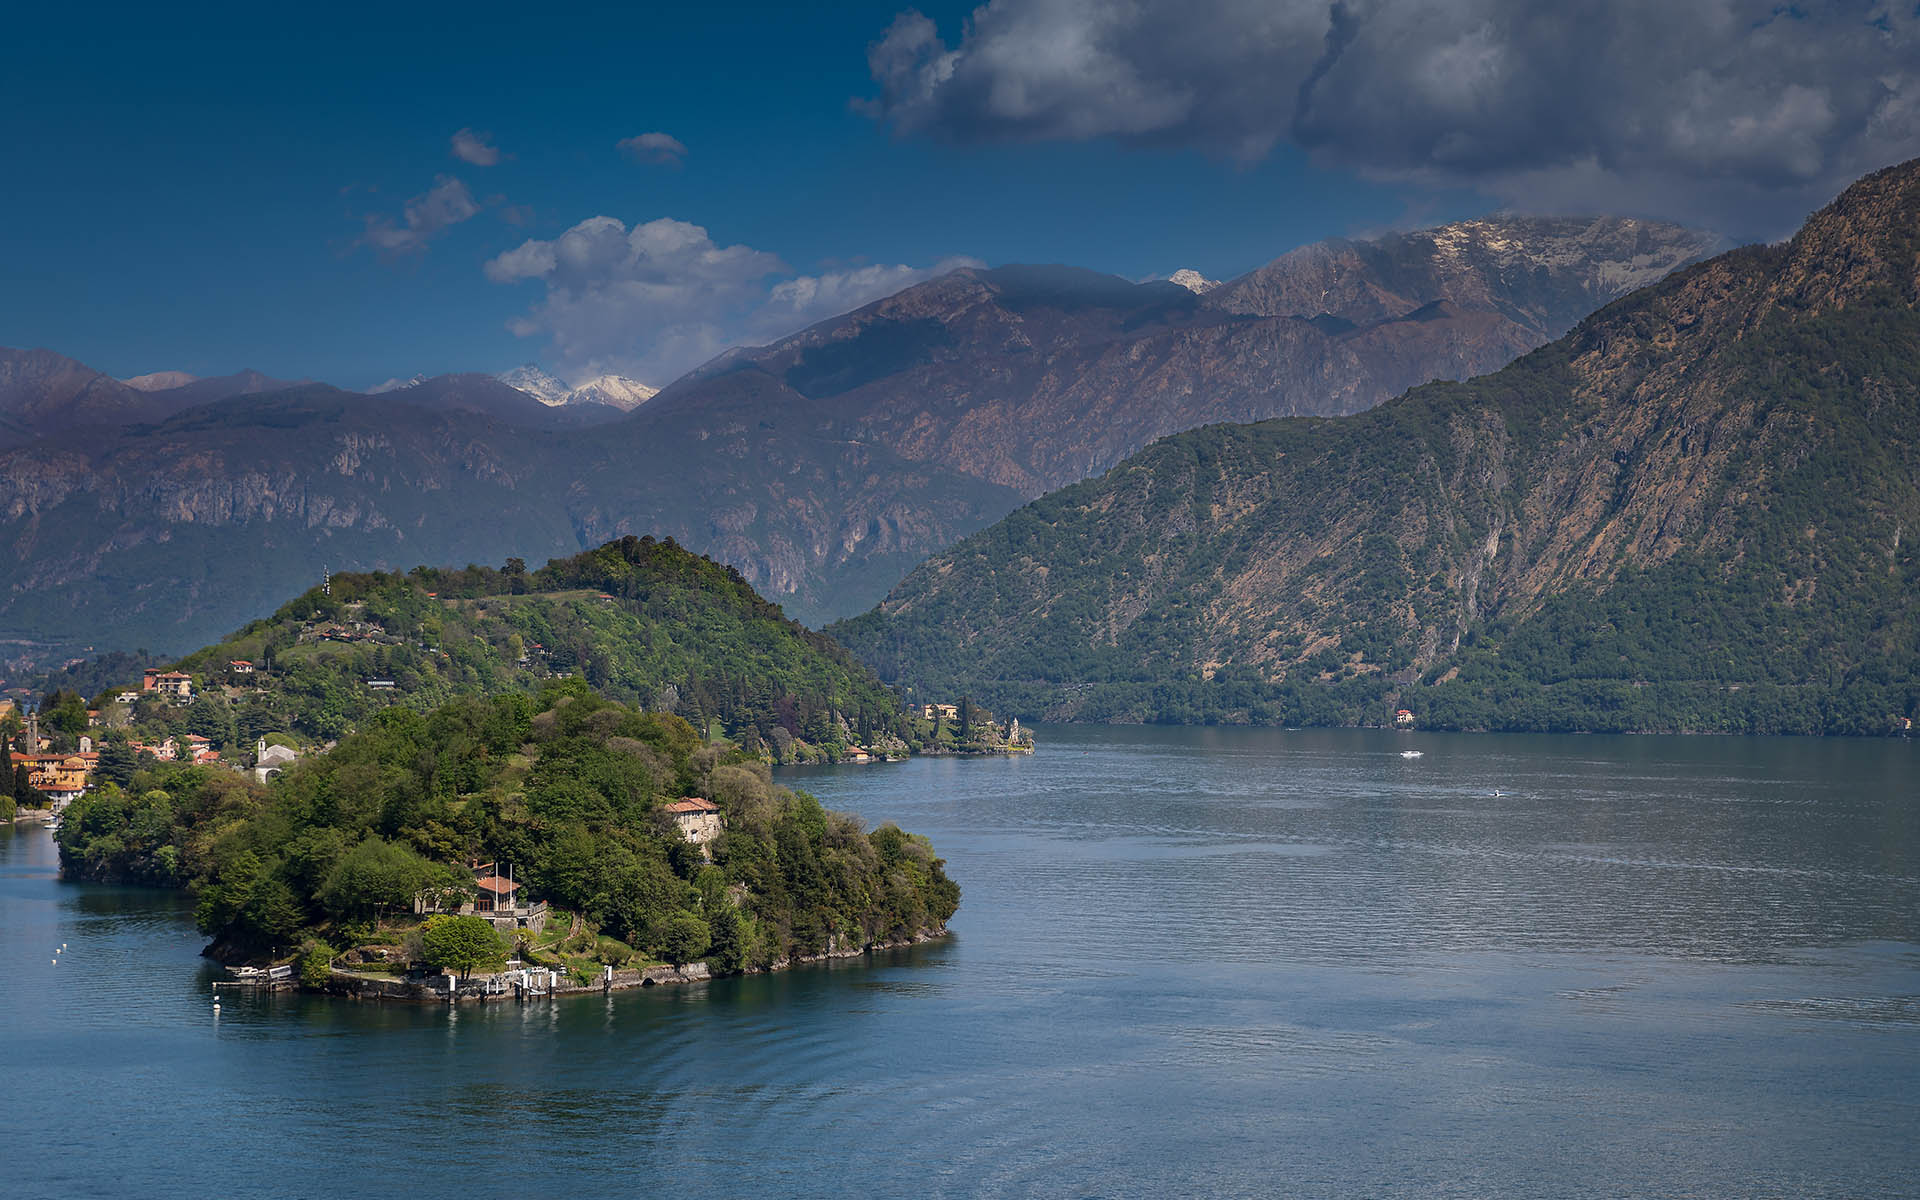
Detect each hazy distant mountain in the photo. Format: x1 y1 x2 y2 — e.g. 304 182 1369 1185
140 369 298 409
0 374 1010 664
0 347 146 440
830 167 1920 736
377 373 631 429
0 384 589 663
0 353 305 446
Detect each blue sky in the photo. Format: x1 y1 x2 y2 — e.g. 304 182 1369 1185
5 1 1913 389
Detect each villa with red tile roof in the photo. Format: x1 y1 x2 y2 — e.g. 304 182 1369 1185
665 797 723 849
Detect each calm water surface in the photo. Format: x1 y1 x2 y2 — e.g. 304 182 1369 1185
4 727 1918 1198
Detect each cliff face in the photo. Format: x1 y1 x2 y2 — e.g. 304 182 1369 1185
829 162 1920 735
0 216 1714 659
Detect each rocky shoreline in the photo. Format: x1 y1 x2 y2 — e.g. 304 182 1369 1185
307 926 951 1005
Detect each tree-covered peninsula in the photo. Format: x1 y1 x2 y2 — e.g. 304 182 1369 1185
58 683 960 980
110 534 1024 765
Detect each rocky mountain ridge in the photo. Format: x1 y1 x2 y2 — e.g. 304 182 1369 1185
646 216 1719 497
829 162 1920 735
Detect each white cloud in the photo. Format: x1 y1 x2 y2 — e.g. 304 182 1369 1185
758 257 985 338
358 175 481 257
617 131 689 165
450 128 502 166
863 0 1920 233
486 216 977 383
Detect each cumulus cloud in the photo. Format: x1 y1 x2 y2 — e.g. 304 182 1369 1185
617 131 689 165
358 175 481 257
863 0 1920 232
486 216 977 383
450 127 502 166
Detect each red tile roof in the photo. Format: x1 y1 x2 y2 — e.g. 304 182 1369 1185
665 797 719 814
473 875 520 894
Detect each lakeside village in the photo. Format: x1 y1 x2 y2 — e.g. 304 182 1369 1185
3 653 1033 828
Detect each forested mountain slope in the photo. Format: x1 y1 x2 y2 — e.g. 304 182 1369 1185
832 161 1920 735
168 536 915 757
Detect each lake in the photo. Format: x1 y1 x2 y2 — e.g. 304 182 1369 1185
4 726 1917 1198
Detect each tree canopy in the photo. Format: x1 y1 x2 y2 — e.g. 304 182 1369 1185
420 915 506 981
57 684 961 972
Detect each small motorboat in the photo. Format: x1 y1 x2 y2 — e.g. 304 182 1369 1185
1399 750 1423 759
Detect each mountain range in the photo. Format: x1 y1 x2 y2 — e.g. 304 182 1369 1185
647 217 1718 497
829 161 1920 735
0 351 303 445
0 214 1716 667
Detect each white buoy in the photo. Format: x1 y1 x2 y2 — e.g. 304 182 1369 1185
212 1002 220 1011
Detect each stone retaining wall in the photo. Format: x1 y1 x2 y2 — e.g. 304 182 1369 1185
320 927 946 1005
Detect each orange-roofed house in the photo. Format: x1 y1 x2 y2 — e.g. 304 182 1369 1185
132 737 179 761
665 797 723 848
472 873 520 912
414 861 548 933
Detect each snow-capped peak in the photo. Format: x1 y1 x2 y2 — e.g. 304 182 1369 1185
1167 269 1220 295
566 374 658 411
122 370 198 391
495 363 572 405
370 374 428 394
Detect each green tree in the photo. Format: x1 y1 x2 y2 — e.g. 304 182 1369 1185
319 836 441 921
40 690 90 737
185 695 238 748
96 735 139 788
705 905 746 974
299 939 336 987
13 764 45 809
659 912 711 967
420 914 506 981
